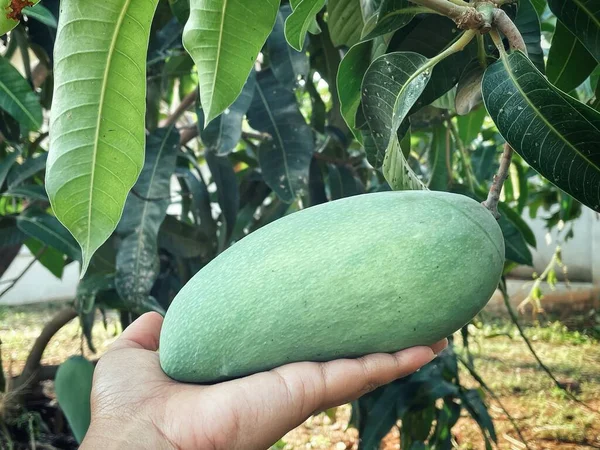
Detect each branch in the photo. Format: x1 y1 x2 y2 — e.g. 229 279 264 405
499 279 598 414
482 143 512 219
409 0 486 30
160 88 198 128
0 246 46 301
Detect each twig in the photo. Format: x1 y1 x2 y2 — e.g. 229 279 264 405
499 278 599 414
160 88 198 128
490 13 527 54
458 354 531 450
0 247 46 300
242 130 272 141
409 0 486 29
180 126 198 145
518 246 563 314
482 143 512 219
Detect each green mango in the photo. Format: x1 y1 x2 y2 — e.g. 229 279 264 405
160 191 504 383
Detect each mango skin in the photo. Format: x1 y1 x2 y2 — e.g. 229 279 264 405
159 191 504 383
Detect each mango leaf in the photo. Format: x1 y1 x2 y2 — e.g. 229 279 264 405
4 184 49 201
25 238 65 279
115 127 179 312
183 0 278 125
47 0 160 275
17 209 81 262
205 151 239 245
168 0 190 23
361 0 414 41
198 72 256 156
0 217 27 248
482 51 600 212
158 215 212 258
328 0 363 47
268 5 310 89
457 107 487 145
6 152 47 189
382 137 426 190
175 167 217 235
0 150 19 190
23 3 58 28
362 52 431 163
460 390 497 446
76 273 115 352
498 201 536 247
514 0 545 73
0 56 43 130
327 164 363 199
428 124 450 191
308 158 327 205
247 69 314 203
471 143 498 182
547 21 597 93
548 0 600 62
531 0 547 16
284 0 326 51
455 59 486 116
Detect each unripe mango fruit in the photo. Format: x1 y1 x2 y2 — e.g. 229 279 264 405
159 191 504 383
0 0 40 36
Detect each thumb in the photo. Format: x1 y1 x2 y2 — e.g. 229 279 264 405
108 312 164 353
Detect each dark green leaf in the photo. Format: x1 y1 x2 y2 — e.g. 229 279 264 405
547 21 597 93
268 5 310 89
457 107 487 144
514 0 545 73
23 3 58 28
198 72 256 156
0 56 42 131
471 143 498 183
0 150 19 190
115 127 179 311
285 0 326 51
327 164 362 199
175 166 217 235
247 69 314 202
205 151 239 243
17 209 81 262
498 201 536 247
531 0 547 16
24 238 65 279
0 217 27 248
482 51 600 213
158 215 212 258
428 124 451 190
308 158 327 205
361 0 414 40
328 0 363 47
168 0 189 23
3 184 48 201
499 209 533 265
548 0 600 62
460 389 497 444
6 152 47 188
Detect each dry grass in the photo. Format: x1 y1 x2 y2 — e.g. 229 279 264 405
1 303 599 449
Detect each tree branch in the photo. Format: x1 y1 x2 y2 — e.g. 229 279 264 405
482 142 512 219
409 0 486 29
160 88 198 128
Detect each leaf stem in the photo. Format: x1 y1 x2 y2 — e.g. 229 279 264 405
426 29 478 70
491 9 527 54
476 34 487 68
482 142 512 219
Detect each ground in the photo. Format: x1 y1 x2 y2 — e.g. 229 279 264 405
1 302 599 449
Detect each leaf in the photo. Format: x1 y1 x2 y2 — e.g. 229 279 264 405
0 56 43 130
4 184 49 201
547 21 598 93
168 0 190 23
23 3 58 28
17 209 81 262
531 0 547 16
471 143 498 182
47 0 160 275
0 150 19 190
25 238 65 279
327 164 362 199
460 389 497 444
308 158 327 205
382 137 426 190
284 0 326 51
328 0 363 47
268 5 310 89
198 72 256 156
361 51 432 165
428 124 450 190
361 0 414 40
183 0 278 124
457 107 487 144
0 217 27 248
205 151 239 244
115 127 179 311
482 51 600 213
455 59 486 116
548 0 600 62
175 167 217 235
514 0 545 73
246 69 314 203
76 273 115 352
158 215 211 258
6 152 47 188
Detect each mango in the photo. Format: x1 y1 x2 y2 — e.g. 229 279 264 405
159 191 504 383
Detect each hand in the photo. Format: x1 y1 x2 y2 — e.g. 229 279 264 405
81 312 447 450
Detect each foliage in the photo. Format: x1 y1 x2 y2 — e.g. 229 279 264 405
1 0 599 447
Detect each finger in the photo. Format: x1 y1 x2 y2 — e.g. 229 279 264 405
108 312 164 352
431 338 448 355
221 346 435 450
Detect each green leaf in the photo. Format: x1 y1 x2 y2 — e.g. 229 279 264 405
168 0 190 23
0 150 19 191
328 0 363 47
284 0 326 51
25 238 65 279
327 164 362 199
471 143 498 183
482 51 600 213
115 127 179 312
247 69 314 203
158 215 212 258
308 158 327 205
198 72 255 156
361 51 432 166
3 184 49 201
460 389 497 444
0 56 42 130
547 21 598 93
47 0 160 276
382 137 426 190
17 209 81 262
0 217 27 248
531 0 547 16
428 124 450 191
205 151 239 244
361 0 414 41
183 0 278 124
175 166 217 235
23 3 58 28
457 107 487 144
548 0 600 62
268 5 310 89
6 152 47 189
514 0 545 73
498 201 536 247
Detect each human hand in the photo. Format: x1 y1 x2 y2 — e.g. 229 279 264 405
81 312 447 450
